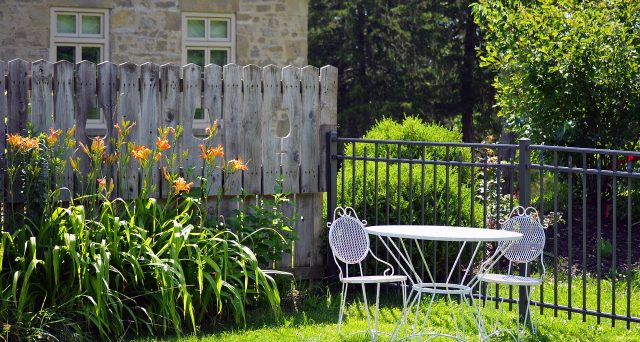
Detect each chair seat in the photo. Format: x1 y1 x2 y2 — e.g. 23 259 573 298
342 275 407 284
478 273 542 286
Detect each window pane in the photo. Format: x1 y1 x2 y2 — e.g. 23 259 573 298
187 49 205 67
210 20 228 39
81 46 101 63
81 15 101 35
56 46 76 63
210 50 228 66
194 108 204 120
88 107 101 120
187 19 205 38
56 14 76 34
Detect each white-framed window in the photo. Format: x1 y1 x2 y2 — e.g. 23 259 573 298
50 8 109 131
50 8 109 65
182 13 235 68
182 13 235 129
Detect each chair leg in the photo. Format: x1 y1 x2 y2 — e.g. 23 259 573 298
360 283 374 341
338 282 348 333
524 285 537 337
373 283 381 339
391 281 409 341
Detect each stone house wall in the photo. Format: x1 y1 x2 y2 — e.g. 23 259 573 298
0 0 308 66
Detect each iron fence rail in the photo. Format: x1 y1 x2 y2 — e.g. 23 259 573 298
326 132 640 328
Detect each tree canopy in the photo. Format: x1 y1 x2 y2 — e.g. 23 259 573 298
473 0 640 149
309 0 497 141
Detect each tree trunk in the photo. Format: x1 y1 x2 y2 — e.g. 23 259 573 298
460 6 477 142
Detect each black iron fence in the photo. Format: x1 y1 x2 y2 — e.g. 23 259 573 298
326 131 640 328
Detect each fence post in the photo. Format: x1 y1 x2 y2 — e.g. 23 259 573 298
518 138 531 323
325 130 338 278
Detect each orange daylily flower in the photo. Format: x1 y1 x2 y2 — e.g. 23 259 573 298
156 137 171 151
8 134 40 151
131 145 152 162
199 144 225 162
46 128 62 145
173 177 193 195
24 137 39 150
97 177 107 191
91 137 106 156
228 158 248 172
7 134 22 148
211 145 224 157
154 152 162 161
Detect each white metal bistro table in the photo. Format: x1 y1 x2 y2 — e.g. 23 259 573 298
365 225 522 341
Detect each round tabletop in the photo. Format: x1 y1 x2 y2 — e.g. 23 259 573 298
365 225 522 242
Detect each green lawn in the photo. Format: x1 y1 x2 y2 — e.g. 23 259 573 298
135 276 640 342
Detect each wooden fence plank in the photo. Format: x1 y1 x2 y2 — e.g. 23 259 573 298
98 62 118 192
140 62 160 197
0 61 7 206
242 65 263 195
294 194 314 268
300 66 320 193
281 66 301 194
223 64 243 195
75 61 97 192
118 62 141 198
310 193 325 268
159 63 180 198
7 59 30 203
318 65 338 192
53 61 75 199
7 59 30 136
278 196 294 269
203 64 223 196
261 65 283 195
180 64 203 188
31 60 54 133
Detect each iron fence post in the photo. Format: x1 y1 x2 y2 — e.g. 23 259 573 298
325 130 338 278
518 138 531 323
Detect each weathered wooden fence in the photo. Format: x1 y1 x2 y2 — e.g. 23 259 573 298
0 59 337 278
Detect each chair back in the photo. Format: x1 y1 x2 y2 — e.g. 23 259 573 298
499 206 546 264
328 207 370 264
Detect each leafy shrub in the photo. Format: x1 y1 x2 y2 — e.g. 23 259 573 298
338 116 480 226
473 0 640 150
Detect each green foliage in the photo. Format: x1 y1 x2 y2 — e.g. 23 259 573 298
225 180 298 269
309 0 498 140
338 116 481 227
599 239 614 259
473 0 640 149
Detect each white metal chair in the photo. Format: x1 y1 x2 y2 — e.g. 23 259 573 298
328 207 407 340
478 206 546 340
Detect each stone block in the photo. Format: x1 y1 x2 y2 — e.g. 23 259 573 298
163 11 181 30
111 9 135 28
